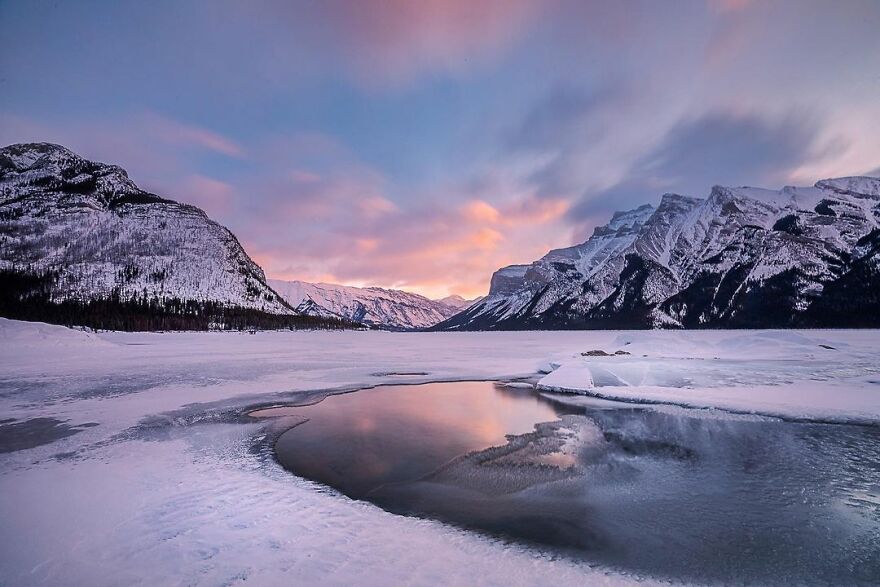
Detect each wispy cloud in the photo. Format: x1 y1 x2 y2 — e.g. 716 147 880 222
3 0 880 296
143 112 245 158
708 0 753 14
566 109 837 236
290 0 544 88
222 134 574 298
177 175 237 217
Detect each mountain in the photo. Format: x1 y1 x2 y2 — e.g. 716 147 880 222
0 142 349 331
436 177 880 330
436 294 474 311
268 279 475 330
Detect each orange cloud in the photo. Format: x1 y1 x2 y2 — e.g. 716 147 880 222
0 113 573 300
503 197 570 225
470 227 504 250
231 144 582 299
252 185 573 299
355 238 379 253
461 200 501 223
359 196 398 217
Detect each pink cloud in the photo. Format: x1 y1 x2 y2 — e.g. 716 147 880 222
708 0 753 13
358 196 398 217
142 112 245 158
244 172 573 298
176 174 236 218
0 113 574 298
290 0 545 88
705 7 752 68
461 200 501 224
0 111 245 189
499 196 570 226
289 169 321 184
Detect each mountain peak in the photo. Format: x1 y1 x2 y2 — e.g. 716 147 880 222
436 294 475 310
592 204 654 237
437 175 880 330
609 203 654 226
268 278 469 329
815 176 880 199
658 192 701 206
0 142 83 171
0 141 141 203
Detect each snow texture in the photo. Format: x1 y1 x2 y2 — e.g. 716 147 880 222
1 319 879 586
268 279 475 329
0 143 291 314
442 176 880 329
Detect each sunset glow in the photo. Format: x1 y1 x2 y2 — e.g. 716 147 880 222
2 0 878 298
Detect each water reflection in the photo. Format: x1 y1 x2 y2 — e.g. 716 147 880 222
274 382 575 497
271 381 880 585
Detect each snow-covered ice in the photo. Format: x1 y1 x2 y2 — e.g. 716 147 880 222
1 318 879 586
536 330 880 423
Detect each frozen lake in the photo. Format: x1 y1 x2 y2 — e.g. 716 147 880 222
3 320 880 586
271 381 880 585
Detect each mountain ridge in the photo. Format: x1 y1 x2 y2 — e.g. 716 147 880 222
268 279 476 329
436 176 880 330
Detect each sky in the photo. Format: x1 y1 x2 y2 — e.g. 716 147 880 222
1 0 879 299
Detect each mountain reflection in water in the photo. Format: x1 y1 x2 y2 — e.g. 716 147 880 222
271 381 880 586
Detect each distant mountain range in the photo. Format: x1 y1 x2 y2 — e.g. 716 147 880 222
436 176 880 330
268 279 475 329
4 142 878 331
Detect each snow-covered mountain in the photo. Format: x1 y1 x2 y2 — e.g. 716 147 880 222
0 143 345 330
268 279 475 329
437 177 880 330
435 294 474 311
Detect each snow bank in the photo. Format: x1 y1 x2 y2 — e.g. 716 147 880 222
538 330 880 422
0 317 108 348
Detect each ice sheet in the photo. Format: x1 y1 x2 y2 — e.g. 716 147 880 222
536 331 880 423
1 319 879 585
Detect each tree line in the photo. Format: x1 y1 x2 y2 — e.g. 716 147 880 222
0 269 360 331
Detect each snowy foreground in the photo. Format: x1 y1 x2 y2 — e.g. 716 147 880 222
1 319 879 586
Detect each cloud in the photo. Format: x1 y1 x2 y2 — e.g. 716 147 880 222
143 112 245 158
177 175 236 217
708 0 753 13
250 193 567 298
461 200 501 224
566 109 837 235
504 196 570 225
705 8 751 67
502 82 637 199
642 111 825 190
232 151 573 298
0 110 245 189
258 0 543 89
505 84 621 153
